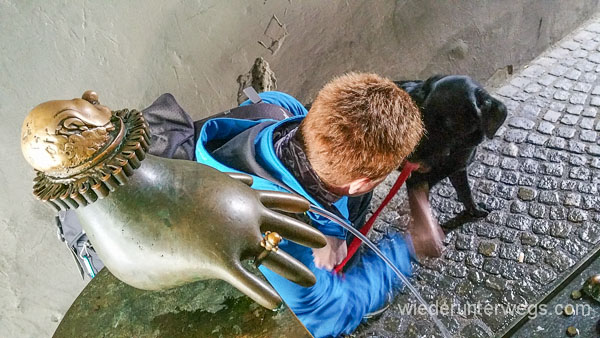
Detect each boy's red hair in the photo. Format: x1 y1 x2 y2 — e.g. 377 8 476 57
299 72 423 186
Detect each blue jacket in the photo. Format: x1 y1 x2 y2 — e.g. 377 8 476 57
195 91 412 338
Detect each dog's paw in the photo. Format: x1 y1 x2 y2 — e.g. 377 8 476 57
467 203 489 218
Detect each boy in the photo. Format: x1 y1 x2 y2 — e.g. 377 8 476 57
196 72 424 337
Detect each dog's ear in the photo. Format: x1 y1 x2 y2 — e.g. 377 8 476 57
396 75 446 107
394 80 424 103
423 74 446 88
479 94 507 139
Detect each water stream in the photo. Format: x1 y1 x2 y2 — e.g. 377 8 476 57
309 205 451 338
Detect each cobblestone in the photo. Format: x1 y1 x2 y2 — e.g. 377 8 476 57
582 107 597 117
538 177 559 190
589 144 600 157
455 234 475 251
483 258 502 275
486 275 508 290
500 172 519 185
554 78 574 90
570 92 588 104
583 72 598 83
531 267 557 285
537 121 555 134
523 247 542 264
554 90 570 101
500 157 520 170
526 133 548 145
567 208 588 222
579 222 600 244
545 251 575 271
561 180 577 190
567 104 584 115
578 182 598 194
550 101 566 112
532 220 550 235
582 195 600 210
521 232 539 246
564 238 586 259
539 74 558 86
564 193 582 207
517 187 536 201
556 126 577 138
569 166 591 180
501 143 519 157
520 144 536 157
568 155 586 167
499 244 522 261
359 19 600 337
543 110 561 122
540 163 564 176
549 65 569 77
580 117 595 129
573 82 592 93
445 251 465 263
528 203 546 219
561 114 580 125
549 206 567 220
506 214 531 230
466 252 485 269
548 150 569 162
517 174 536 186
500 229 519 243
524 83 542 94
447 264 468 278
550 222 572 238
478 241 498 257
580 129 597 141
539 191 560 204
568 140 586 153
504 129 528 143
591 96 600 106
486 211 507 226
547 136 566 149
508 117 535 130
495 185 516 199
510 200 527 213
521 104 541 117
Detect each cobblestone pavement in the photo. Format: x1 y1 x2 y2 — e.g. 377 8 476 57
352 17 600 338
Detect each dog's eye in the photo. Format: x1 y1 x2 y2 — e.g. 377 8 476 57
483 99 492 109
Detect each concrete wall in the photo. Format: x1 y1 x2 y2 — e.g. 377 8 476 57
1 1 598 336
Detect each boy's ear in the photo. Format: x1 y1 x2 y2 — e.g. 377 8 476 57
347 177 374 195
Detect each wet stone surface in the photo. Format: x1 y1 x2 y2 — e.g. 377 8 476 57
54 268 312 338
352 19 600 338
513 255 600 338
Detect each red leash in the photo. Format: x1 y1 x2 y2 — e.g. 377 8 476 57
333 161 420 274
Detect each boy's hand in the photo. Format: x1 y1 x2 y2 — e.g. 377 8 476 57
408 181 446 259
312 235 348 271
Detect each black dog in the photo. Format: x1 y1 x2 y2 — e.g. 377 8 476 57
395 75 507 257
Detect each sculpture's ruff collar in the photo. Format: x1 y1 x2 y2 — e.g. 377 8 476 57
31 109 150 211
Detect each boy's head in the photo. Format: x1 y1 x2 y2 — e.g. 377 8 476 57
299 72 423 196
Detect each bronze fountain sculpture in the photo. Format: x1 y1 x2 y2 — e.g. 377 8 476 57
21 91 327 309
